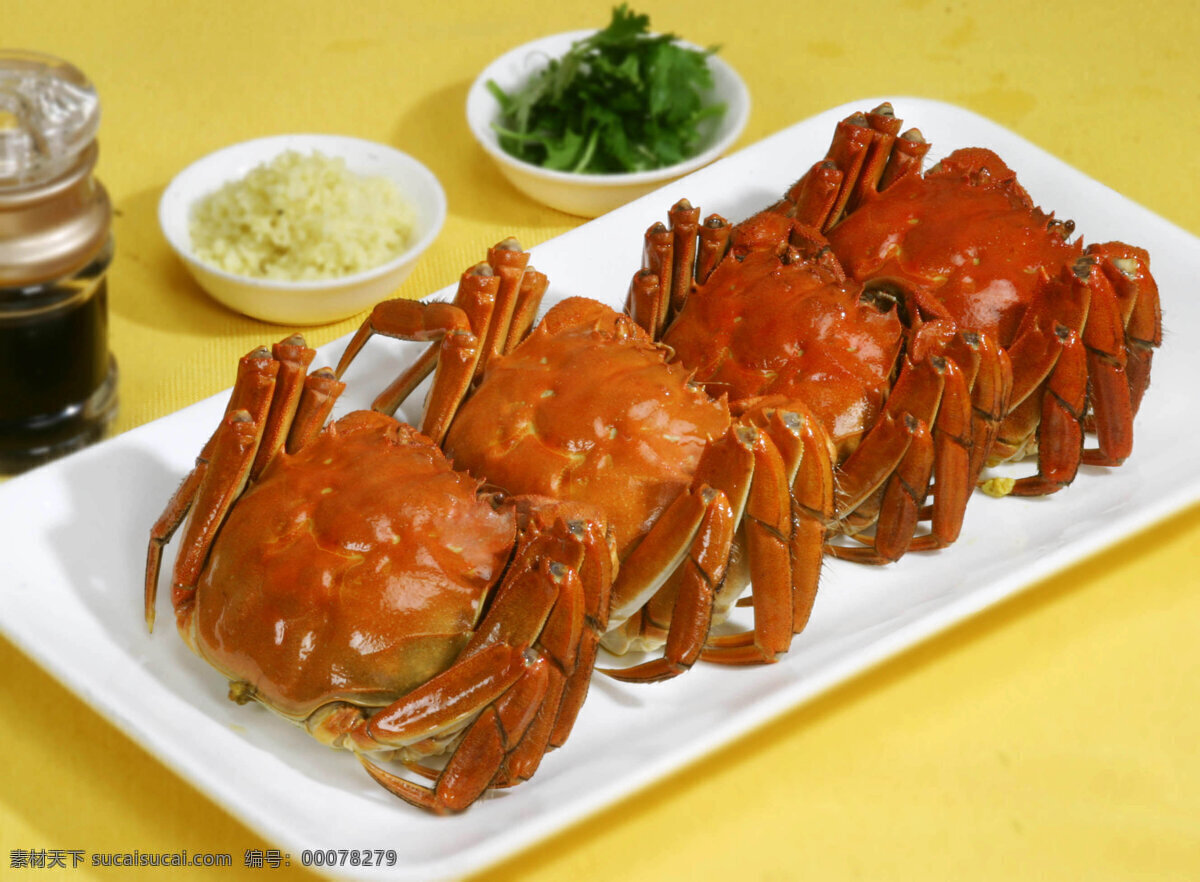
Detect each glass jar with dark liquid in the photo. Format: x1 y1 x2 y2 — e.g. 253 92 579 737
0 51 117 474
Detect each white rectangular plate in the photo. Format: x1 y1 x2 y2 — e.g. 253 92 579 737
2 97 1197 882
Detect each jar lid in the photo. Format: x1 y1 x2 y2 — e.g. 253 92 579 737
0 50 100 188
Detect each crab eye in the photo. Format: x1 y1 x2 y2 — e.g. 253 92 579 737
1047 217 1076 241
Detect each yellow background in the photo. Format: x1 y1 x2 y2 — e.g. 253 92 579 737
4 0 1199 879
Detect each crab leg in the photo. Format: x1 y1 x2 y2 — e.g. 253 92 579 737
166 409 262 632
910 358 973 551
832 414 934 564
844 104 903 216
145 466 206 629
337 256 500 397
986 260 1092 494
668 199 701 316
461 513 596 785
657 487 735 671
401 264 499 403
626 268 664 339
1081 327 1132 465
1080 244 1161 467
1098 245 1161 419
504 267 549 354
729 404 832 632
373 345 439 417
692 425 757 559
603 486 734 682
700 417 801 664
635 208 717 338
875 127 931 193
337 299 479 444
356 642 533 753
492 558 587 787
369 654 551 811
336 243 550 434
602 485 729 638
892 327 977 552
1011 267 1088 404
356 642 534 813
695 214 732 286
249 336 315 479
818 113 877 229
284 368 345 453
331 523 573 758
634 221 674 338
597 423 758 674
938 330 1013 495
829 343 948 562
817 104 901 225
144 346 280 630
832 409 919 520
786 106 928 234
1008 327 1088 496
547 516 614 748
798 421 836 615
652 423 757 625
357 524 586 813
468 239 529 382
498 499 615 747
786 159 844 231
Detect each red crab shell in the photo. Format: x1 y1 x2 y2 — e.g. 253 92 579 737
443 296 729 562
660 240 905 462
825 146 1081 348
184 409 516 721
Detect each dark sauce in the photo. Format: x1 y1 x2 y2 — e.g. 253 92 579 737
0 240 118 473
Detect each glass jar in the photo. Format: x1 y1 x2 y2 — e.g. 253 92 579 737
0 50 118 474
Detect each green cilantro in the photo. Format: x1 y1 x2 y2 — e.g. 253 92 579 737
487 6 725 175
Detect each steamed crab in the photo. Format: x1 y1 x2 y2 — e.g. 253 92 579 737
336 241 828 667
785 102 1162 496
627 105 1160 562
145 334 614 814
631 200 978 563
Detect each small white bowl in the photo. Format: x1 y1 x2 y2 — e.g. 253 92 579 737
159 134 447 325
467 30 750 218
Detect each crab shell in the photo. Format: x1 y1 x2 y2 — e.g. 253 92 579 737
180 409 517 724
660 237 905 463
443 296 729 564
825 147 1080 348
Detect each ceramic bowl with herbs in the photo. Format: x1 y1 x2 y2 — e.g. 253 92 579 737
467 12 749 218
159 134 446 325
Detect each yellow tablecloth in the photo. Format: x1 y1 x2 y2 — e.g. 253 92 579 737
4 1 1199 879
